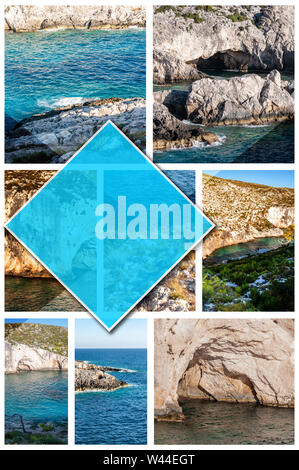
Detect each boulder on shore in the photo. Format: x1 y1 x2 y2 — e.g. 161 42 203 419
155 319 294 420
153 102 218 150
186 71 294 125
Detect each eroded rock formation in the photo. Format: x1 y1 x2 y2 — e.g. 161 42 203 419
154 5 294 83
202 173 294 258
6 98 145 163
5 323 68 373
153 102 218 150
75 361 128 391
5 5 145 32
5 171 56 277
154 319 294 420
186 71 294 126
5 341 68 373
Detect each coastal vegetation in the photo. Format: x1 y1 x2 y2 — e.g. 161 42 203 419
203 245 294 311
5 321 68 445
5 322 68 356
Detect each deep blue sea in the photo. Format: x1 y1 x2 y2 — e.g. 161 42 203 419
5 371 68 424
5 28 145 124
75 348 147 445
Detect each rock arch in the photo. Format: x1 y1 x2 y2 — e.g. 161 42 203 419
154 319 294 420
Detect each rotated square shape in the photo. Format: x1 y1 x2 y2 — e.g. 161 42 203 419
6 122 214 330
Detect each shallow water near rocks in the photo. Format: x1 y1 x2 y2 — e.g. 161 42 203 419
155 401 294 445
5 276 86 311
154 120 294 163
204 237 286 266
75 348 147 445
5 370 68 424
5 29 145 124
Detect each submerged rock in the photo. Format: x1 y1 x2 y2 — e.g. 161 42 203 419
5 97 146 163
5 5 146 32
75 361 128 392
154 319 294 420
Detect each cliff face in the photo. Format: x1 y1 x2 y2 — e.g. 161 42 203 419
5 171 55 277
5 323 68 373
5 5 146 32
203 174 294 258
154 5 294 83
154 319 294 419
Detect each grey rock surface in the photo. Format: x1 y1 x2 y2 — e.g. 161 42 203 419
5 5 146 32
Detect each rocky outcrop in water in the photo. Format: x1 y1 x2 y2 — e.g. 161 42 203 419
6 98 145 163
75 361 128 391
203 174 294 258
186 71 294 125
153 101 218 150
5 5 145 32
154 6 294 83
155 319 294 420
5 323 68 373
153 71 294 149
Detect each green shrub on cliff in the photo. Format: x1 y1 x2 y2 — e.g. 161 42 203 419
203 245 294 312
226 13 249 22
5 323 68 356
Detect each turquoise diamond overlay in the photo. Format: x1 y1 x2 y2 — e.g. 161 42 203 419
6 122 213 330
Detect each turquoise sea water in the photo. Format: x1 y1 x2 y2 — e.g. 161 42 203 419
75 348 147 445
204 237 286 265
154 120 294 163
5 371 68 424
155 401 294 445
5 28 145 123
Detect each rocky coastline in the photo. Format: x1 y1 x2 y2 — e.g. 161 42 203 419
5 323 68 373
154 6 294 83
154 319 294 421
154 71 294 150
6 97 145 163
75 361 128 392
202 173 294 258
5 5 146 32
153 6 294 151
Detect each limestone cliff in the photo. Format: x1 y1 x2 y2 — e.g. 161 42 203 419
154 319 294 420
5 171 55 277
5 322 68 373
154 5 294 83
203 174 294 258
5 5 145 32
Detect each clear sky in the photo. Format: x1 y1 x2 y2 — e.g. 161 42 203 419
5 318 68 328
75 318 147 349
204 170 294 188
